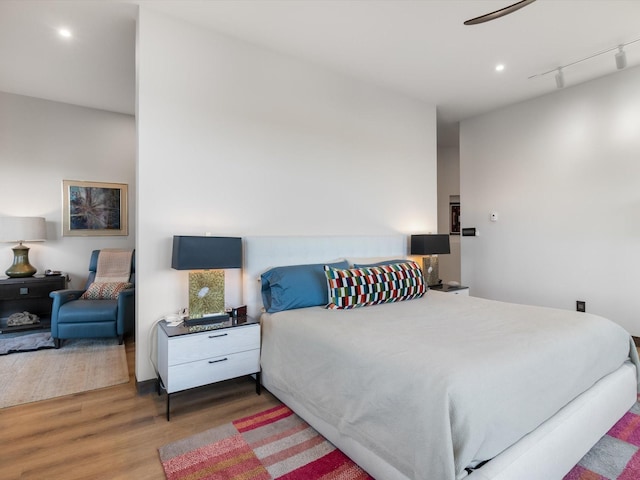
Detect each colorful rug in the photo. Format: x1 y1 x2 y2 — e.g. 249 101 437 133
159 404 372 480
564 398 640 480
160 400 640 480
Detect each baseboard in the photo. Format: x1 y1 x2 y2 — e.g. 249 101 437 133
136 377 157 395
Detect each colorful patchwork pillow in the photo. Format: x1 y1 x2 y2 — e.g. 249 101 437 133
81 282 133 300
325 261 426 309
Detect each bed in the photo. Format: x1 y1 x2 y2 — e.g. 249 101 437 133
243 235 639 480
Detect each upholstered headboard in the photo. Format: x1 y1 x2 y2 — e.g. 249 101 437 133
242 235 407 317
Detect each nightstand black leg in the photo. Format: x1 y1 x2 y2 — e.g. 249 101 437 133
256 372 261 395
156 377 171 420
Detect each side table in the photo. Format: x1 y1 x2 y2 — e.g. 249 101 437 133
157 316 261 420
0 275 67 333
430 284 470 296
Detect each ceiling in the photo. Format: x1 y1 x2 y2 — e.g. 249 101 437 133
1 0 639 146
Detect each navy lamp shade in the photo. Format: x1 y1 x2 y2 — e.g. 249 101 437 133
171 236 242 323
171 236 242 270
410 234 450 287
410 234 450 256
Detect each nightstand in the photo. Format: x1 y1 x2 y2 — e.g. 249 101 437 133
430 284 470 296
157 316 261 420
0 275 67 333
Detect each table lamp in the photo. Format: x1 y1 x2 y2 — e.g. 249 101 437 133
410 234 450 287
171 236 242 325
0 216 47 278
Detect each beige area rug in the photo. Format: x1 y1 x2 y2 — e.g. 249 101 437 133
0 337 129 408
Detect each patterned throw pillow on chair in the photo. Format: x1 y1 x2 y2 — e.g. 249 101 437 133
81 282 133 300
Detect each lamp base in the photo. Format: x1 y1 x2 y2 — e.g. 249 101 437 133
5 244 37 278
422 255 440 287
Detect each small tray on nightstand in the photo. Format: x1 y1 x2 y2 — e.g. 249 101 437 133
161 315 258 337
430 284 469 293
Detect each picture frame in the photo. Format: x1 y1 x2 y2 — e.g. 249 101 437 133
450 203 460 235
188 270 225 319
62 180 128 236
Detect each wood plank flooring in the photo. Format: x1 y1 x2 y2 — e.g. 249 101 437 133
0 340 281 480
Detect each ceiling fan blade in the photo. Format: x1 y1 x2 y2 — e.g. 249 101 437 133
464 0 537 25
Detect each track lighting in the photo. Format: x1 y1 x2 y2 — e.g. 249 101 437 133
530 37 638 89
555 68 564 89
615 46 627 70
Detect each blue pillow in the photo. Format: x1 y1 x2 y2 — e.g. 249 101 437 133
261 260 349 313
353 259 407 268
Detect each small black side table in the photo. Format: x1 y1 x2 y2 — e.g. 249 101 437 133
0 275 66 333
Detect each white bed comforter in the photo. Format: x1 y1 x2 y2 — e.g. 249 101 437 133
260 290 639 480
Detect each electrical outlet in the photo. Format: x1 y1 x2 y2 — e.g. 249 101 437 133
576 301 586 312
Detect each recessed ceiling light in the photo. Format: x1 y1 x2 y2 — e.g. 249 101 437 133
58 28 72 39
495 64 505 72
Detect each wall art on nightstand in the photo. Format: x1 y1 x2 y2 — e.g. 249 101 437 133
62 180 128 236
188 270 225 319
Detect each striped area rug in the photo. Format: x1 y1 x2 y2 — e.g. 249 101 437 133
160 400 640 480
564 398 640 480
159 404 372 479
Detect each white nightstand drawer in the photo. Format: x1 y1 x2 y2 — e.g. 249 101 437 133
450 289 469 296
168 324 259 365
166 348 260 393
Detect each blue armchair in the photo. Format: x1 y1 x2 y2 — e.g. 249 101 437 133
50 250 135 348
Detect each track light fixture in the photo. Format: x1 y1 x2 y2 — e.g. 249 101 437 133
555 68 564 89
530 37 639 88
615 46 627 70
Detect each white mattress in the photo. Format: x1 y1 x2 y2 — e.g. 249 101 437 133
260 291 639 480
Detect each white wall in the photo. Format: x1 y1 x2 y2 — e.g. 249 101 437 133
0 91 135 287
437 145 461 283
136 8 438 381
460 66 640 335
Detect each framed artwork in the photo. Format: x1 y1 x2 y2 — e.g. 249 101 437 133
62 180 128 236
450 203 461 235
188 270 225 319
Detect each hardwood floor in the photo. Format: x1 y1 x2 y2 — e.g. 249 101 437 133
0 340 281 480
